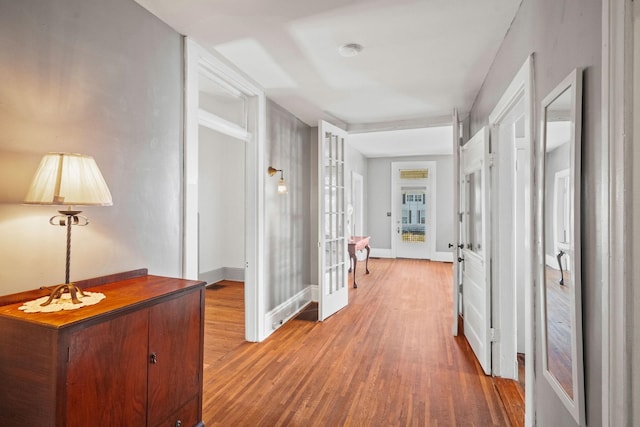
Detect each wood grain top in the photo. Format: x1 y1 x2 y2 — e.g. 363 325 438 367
0 274 205 329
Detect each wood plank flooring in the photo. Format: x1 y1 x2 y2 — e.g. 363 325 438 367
202 258 523 426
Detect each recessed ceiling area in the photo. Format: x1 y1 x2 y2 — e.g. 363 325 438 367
134 0 522 128
348 126 452 158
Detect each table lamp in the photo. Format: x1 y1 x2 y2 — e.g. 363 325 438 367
24 153 112 306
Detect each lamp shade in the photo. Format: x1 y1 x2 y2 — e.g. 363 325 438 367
24 153 112 206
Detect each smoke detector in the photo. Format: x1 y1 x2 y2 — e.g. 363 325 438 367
338 43 364 57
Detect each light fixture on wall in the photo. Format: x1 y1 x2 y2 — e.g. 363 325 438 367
24 153 113 306
268 166 288 194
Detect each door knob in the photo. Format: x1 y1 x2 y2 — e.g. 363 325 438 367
150 352 158 364
458 257 464 263
448 243 453 248
458 243 464 249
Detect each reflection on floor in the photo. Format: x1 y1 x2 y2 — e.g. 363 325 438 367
544 266 573 398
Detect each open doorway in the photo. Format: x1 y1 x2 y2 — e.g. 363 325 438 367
198 125 245 287
184 38 267 342
487 55 534 426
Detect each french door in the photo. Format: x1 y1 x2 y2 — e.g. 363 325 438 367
318 120 348 321
460 127 492 374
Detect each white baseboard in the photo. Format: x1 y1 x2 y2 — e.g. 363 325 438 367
370 248 452 262
199 267 244 285
432 251 454 263
224 267 244 282
199 268 224 285
370 247 393 258
263 285 316 339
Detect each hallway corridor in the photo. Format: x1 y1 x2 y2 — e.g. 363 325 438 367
202 259 520 426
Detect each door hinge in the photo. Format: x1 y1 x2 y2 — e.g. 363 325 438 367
459 212 463 222
490 328 500 342
458 283 463 293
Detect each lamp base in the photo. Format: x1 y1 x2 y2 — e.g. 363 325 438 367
40 283 87 306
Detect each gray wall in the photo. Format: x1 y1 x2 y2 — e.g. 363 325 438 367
469 0 602 424
367 155 453 253
265 100 311 311
0 0 183 294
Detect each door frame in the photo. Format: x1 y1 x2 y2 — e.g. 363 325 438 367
390 160 437 259
452 109 462 336
487 55 534 425
184 38 266 342
602 0 632 425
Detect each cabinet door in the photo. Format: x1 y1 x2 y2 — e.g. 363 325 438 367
148 289 203 426
66 309 149 426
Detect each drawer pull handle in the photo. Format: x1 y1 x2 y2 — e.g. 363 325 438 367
150 352 157 364
174 420 182 427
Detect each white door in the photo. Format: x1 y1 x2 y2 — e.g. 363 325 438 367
460 127 492 374
318 120 348 321
392 161 436 259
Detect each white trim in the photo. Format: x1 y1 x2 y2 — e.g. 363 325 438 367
487 55 535 426
539 68 585 425
432 251 454 263
198 267 245 285
370 248 392 258
602 0 631 425
452 109 461 336
198 109 250 142
184 38 266 342
263 285 316 339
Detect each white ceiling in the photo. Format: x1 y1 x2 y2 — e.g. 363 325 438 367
134 0 520 155
349 126 452 158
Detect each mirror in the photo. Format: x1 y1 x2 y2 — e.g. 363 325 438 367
540 68 585 423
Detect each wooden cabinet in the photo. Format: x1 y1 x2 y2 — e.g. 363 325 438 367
0 270 205 427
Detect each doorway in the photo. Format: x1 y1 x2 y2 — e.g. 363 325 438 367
391 161 436 259
487 55 534 426
198 127 245 287
184 38 267 342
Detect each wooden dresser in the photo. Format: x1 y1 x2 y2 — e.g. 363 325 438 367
0 269 206 427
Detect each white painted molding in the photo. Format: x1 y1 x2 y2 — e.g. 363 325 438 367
432 251 454 263
198 109 250 141
370 248 392 258
199 268 225 285
602 0 631 425
199 267 245 285
263 285 316 339
488 55 535 427
347 115 452 134
224 267 245 282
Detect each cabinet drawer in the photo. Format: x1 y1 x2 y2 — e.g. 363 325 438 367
153 395 200 427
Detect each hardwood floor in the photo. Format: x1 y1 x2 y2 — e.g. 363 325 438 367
203 259 522 426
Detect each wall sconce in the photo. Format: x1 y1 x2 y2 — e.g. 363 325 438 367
24 153 112 306
268 166 288 194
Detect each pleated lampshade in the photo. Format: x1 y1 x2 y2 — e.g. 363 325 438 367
24 153 112 206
